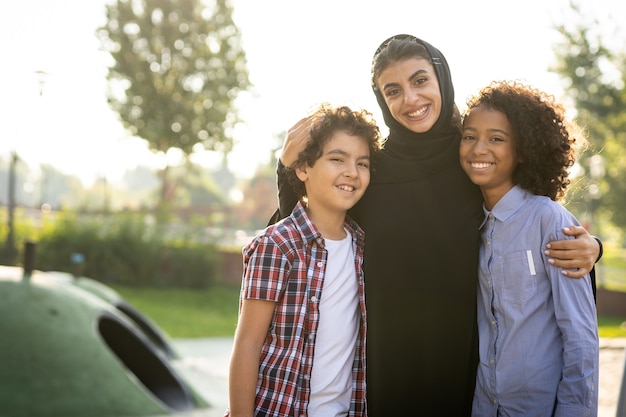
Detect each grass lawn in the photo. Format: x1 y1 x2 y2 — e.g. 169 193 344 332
598 315 626 338
112 283 626 340
107 242 626 339
112 284 240 338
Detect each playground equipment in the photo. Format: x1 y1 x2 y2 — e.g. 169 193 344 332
0 243 213 417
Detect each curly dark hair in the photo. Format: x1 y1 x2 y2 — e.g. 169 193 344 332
462 80 588 201
285 103 382 199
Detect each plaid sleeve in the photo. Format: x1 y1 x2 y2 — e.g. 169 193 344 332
242 234 291 303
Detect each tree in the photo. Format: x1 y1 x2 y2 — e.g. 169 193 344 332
170 162 226 208
551 1 626 235
233 133 282 230
97 0 250 211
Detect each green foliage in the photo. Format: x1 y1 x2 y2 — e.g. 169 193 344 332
551 2 626 233
170 162 228 207
97 0 250 207
598 244 626 291
600 127 626 229
97 0 249 156
0 157 92 212
603 246 626 269
33 212 221 288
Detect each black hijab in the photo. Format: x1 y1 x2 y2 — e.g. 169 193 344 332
370 34 462 183
357 35 482 416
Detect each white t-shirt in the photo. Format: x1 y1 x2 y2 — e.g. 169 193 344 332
308 231 359 416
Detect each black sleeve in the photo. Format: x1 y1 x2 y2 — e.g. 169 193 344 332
594 236 603 262
589 236 603 303
589 267 597 304
267 160 299 226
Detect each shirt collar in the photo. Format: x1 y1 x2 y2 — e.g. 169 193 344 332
291 200 322 245
291 200 365 245
479 185 531 229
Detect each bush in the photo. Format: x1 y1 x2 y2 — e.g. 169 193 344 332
33 213 221 288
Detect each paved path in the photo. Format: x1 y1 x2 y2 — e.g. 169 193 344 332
172 338 232 417
599 338 626 417
172 337 626 416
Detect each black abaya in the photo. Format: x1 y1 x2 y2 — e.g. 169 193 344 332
274 35 485 415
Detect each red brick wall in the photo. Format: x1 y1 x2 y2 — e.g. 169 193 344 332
596 287 626 317
219 250 243 287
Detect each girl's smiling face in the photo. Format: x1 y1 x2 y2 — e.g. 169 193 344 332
460 106 520 209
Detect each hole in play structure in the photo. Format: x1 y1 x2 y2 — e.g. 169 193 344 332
98 315 194 411
114 301 175 359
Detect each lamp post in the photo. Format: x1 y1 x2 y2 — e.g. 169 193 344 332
2 70 48 265
3 151 18 265
34 70 48 97
34 70 48 209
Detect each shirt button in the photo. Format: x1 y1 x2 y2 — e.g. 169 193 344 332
317 261 323 267
311 296 318 303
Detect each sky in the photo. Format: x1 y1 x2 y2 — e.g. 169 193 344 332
0 0 624 186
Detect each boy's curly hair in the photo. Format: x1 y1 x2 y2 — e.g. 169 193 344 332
286 103 382 199
463 80 588 201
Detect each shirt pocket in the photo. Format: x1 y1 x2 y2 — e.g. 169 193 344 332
494 250 539 304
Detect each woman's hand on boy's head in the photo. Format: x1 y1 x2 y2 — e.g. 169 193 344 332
280 116 313 167
544 225 600 278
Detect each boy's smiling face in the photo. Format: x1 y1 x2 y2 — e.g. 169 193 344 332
297 130 371 216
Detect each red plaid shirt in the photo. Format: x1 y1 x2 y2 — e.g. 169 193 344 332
235 201 367 416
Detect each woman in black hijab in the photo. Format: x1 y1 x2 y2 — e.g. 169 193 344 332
272 35 600 415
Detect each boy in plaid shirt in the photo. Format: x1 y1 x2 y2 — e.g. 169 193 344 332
227 103 381 417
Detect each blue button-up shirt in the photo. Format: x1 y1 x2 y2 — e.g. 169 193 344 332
472 186 598 417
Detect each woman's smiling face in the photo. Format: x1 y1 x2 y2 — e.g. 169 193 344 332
376 57 442 133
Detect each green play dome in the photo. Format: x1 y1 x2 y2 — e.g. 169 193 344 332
0 247 212 417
